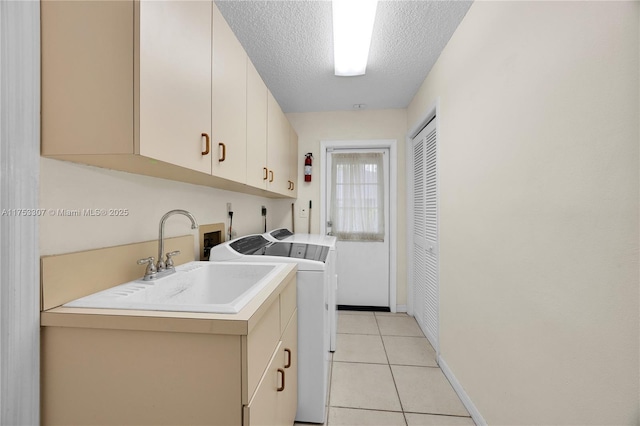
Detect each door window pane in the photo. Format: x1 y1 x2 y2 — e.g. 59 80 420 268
330 152 384 241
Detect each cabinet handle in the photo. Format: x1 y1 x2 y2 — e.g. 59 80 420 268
269 170 274 182
277 368 285 392
218 143 226 162
263 167 268 180
284 348 292 368
291 181 295 191
201 133 210 155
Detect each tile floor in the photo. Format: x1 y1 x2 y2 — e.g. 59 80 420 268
296 311 476 426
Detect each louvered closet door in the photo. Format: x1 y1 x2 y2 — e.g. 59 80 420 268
412 118 438 352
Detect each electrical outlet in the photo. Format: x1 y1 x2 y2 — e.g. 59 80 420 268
227 203 232 214
299 207 308 218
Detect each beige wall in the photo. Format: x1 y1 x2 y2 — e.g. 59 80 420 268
408 1 639 424
286 109 408 307
40 158 293 257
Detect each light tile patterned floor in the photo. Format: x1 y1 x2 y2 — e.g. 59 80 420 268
296 311 475 426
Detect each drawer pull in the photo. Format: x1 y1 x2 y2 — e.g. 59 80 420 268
263 167 268 180
277 368 285 392
218 142 226 162
284 348 292 368
201 133 210 155
269 170 274 183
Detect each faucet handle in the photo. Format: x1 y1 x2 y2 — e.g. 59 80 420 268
165 250 181 268
137 257 157 280
137 256 156 266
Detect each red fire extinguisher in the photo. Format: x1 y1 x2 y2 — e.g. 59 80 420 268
304 153 313 182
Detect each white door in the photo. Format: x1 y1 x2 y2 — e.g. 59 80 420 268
411 118 439 351
326 149 390 307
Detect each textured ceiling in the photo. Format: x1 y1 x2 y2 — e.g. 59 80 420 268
215 0 473 113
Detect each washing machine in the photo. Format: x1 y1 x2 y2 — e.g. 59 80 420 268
264 228 338 352
264 228 337 248
209 235 331 424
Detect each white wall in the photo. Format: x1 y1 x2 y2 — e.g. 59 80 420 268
408 1 639 424
286 109 408 307
40 158 293 257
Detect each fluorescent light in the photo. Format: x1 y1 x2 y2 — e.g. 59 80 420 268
332 0 378 76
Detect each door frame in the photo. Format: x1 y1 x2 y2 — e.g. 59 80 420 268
320 139 397 312
0 1 41 423
406 99 440 352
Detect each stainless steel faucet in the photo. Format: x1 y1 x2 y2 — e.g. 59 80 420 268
136 209 198 280
156 209 198 272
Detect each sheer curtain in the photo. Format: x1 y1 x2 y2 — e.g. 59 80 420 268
330 152 385 241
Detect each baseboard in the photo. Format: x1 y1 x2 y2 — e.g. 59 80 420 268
337 305 390 312
336 304 407 313
437 355 487 426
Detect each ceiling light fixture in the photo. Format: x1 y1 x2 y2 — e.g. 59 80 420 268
332 0 378 77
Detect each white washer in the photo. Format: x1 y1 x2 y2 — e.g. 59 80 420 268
264 228 337 248
209 235 331 424
264 229 338 352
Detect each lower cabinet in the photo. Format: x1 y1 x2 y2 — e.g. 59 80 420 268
279 312 298 426
41 275 297 426
244 311 297 426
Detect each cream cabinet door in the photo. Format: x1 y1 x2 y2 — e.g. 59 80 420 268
245 342 281 426
212 5 247 182
278 311 298 425
288 125 299 197
267 92 290 196
246 59 268 190
244 315 298 426
41 0 135 156
137 0 212 174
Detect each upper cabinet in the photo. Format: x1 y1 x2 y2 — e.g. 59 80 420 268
288 125 299 198
212 6 247 182
267 92 290 196
137 0 213 174
41 0 297 199
41 0 213 173
247 62 299 196
41 0 135 157
246 59 269 190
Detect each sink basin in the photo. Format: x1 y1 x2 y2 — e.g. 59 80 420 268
63 261 288 314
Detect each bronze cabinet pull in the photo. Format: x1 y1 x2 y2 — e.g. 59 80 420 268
277 368 285 392
284 348 292 368
201 133 210 155
218 143 226 162
263 167 268 180
269 170 274 182
291 181 294 190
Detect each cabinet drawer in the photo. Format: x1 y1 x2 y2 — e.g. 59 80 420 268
279 276 296 334
246 297 280 400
